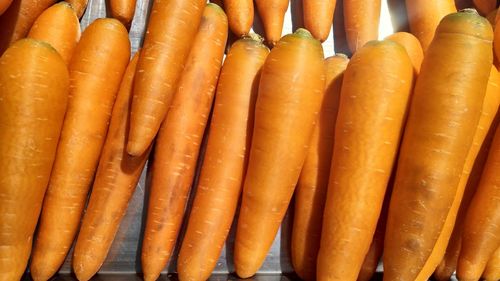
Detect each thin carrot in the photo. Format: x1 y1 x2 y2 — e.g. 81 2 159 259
234 29 325 278
343 0 381 52
0 0 58 54
291 54 349 281
141 5 228 281
383 10 493 281
0 0 13 15
405 0 456 51
27 1 80 64
457 124 500 280
483 246 500 281
254 0 288 46
29 18 130 281
473 0 497 15
0 38 68 281
303 0 336 42
317 40 413 281
385 32 424 73
177 35 268 281
109 0 136 29
223 0 253 37
127 0 206 156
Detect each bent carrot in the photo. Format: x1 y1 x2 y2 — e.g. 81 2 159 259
177 35 268 281
0 0 12 15
109 0 136 29
317 40 414 281
383 10 493 281
0 0 57 54
254 0 288 46
72 52 149 281
0 38 68 281
483 247 500 281
473 0 497 15
433 67 500 281
127 0 205 156
405 0 456 51
291 54 349 281
141 5 228 281
343 0 381 53
223 0 253 37
234 29 325 278
29 18 130 281
385 32 424 73
27 1 80 64
303 0 336 42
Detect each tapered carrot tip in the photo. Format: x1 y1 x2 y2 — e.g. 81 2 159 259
127 139 146 156
143 273 160 281
31 259 59 281
73 257 98 281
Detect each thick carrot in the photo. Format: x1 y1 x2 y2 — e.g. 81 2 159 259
0 0 57 54
405 0 456 51
127 0 205 156
27 2 80 64
473 0 497 15
29 18 130 281
254 0 288 46
433 67 500 281
385 32 424 73
0 38 68 281
483 246 500 281
0 0 12 15
177 35 268 281
141 5 228 281
343 0 381 53
109 0 136 29
457 125 500 280
223 0 253 37
234 29 325 278
303 0 336 42
317 40 413 281
383 10 493 281
290 54 349 281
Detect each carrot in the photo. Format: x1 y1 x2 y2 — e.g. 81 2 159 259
233 29 325 278
223 0 253 37
109 0 136 29
254 0 288 46
473 0 497 15
127 0 205 157
0 0 57 54
494 19 500 63
383 10 493 281
66 0 87 18
0 0 13 15
405 0 457 51
176 35 268 281
483 246 500 281
29 18 130 281
343 0 381 52
27 2 80 64
0 39 68 281
317 40 413 281
303 0 336 42
290 54 349 281
486 8 498 25
433 67 500 281
140 5 228 281
385 32 424 73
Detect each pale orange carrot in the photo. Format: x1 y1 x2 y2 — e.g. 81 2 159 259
385 32 424 73
223 0 253 36
254 0 288 46
343 0 381 52
303 0 337 42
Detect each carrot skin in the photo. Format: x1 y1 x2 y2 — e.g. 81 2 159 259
109 0 136 29
29 18 130 281
0 0 13 15
303 0 336 42
385 32 424 74
343 0 381 52
0 39 68 281
383 10 493 281
67 0 87 18
291 54 349 281
141 5 228 281
473 0 497 15
483 246 500 281
27 1 81 65
223 0 253 37
127 0 206 156
254 0 288 46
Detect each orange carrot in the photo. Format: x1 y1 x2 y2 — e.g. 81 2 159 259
29 18 130 281
177 35 268 281
141 5 228 281
127 0 206 156
343 0 381 52
303 0 336 42
383 10 493 281
385 32 424 73
254 0 288 46
234 29 325 278
494 19 500 63
66 0 87 18
457 124 500 280
0 0 13 15
405 0 457 51
473 0 497 15
109 0 136 29
291 54 349 281
0 38 68 281
27 1 80 64
483 246 500 281
0 0 58 54
317 40 413 281
223 0 253 37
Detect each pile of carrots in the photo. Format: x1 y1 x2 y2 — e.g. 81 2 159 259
1 0 500 281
